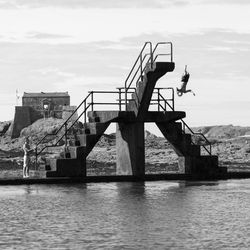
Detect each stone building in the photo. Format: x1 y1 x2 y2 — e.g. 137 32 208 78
10 92 75 138
22 92 70 118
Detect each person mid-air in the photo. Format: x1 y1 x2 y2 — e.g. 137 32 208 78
176 65 195 97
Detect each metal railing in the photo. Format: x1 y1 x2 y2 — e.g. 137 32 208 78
155 90 212 155
124 42 173 110
35 86 211 168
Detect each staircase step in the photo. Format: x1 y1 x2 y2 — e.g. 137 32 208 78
178 155 220 176
47 158 58 171
144 62 155 74
182 133 192 145
127 99 138 114
156 122 182 141
131 92 139 106
77 134 98 147
82 122 109 135
135 81 146 101
68 146 86 159
77 134 103 156
189 145 201 156
88 111 135 123
136 79 146 89
46 158 84 177
136 62 175 119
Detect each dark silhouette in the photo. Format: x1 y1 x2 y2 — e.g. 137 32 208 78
176 65 195 96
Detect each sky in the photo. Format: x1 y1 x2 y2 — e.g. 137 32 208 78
0 0 250 131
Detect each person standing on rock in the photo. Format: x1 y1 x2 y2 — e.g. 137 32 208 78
23 137 32 178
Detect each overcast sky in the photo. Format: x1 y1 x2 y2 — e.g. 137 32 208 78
0 0 249 129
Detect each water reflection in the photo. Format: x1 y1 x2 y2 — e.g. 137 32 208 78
0 180 249 249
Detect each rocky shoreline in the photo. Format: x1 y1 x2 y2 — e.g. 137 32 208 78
0 119 250 178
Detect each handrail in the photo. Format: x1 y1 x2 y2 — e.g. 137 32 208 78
153 42 173 62
181 120 211 155
124 42 153 110
36 92 92 147
124 42 173 110
35 91 94 167
156 89 211 155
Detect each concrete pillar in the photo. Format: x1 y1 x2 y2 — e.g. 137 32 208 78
116 122 145 177
178 156 221 177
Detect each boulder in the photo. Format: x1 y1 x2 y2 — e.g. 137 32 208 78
0 121 11 135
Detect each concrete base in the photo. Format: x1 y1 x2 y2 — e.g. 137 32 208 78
46 146 86 178
178 156 225 177
116 122 145 177
46 157 86 178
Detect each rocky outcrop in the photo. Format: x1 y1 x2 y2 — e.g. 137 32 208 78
0 121 11 135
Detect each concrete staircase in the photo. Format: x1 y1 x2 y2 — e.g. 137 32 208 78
127 62 175 119
156 121 227 177
45 121 110 177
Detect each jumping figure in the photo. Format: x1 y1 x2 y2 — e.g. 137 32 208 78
176 65 195 96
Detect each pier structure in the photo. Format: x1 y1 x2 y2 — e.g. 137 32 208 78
35 42 227 179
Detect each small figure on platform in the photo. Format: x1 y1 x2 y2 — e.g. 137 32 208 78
23 137 32 178
176 65 195 97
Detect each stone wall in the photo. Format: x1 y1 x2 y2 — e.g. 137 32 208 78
22 96 70 111
10 106 42 138
62 106 78 122
22 95 70 119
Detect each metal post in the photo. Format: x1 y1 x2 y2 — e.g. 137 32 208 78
150 43 153 68
172 88 175 111
170 42 173 62
125 87 127 111
118 89 121 111
157 89 160 111
64 123 68 147
84 101 86 123
140 53 143 82
91 91 94 111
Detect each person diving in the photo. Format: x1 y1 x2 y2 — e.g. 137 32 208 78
176 65 195 97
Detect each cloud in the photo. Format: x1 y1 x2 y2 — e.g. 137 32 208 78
0 0 189 9
1 0 250 10
0 4 250 45
32 67 76 78
26 32 71 40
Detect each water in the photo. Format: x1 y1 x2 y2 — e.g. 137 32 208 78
0 180 250 249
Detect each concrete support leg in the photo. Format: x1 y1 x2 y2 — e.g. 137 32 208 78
178 156 222 177
116 122 145 177
77 146 87 177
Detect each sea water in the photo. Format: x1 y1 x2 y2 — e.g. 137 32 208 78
0 180 249 249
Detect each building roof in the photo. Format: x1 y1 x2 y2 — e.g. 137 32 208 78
23 92 70 98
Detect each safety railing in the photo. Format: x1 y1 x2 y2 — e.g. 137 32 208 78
124 42 173 110
35 88 145 166
181 121 212 155
35 91 93 166
150 87 175 111
155 89 212 155
124 42 152 111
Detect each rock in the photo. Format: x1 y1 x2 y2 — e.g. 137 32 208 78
0 121 11 135
145 130 158 139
